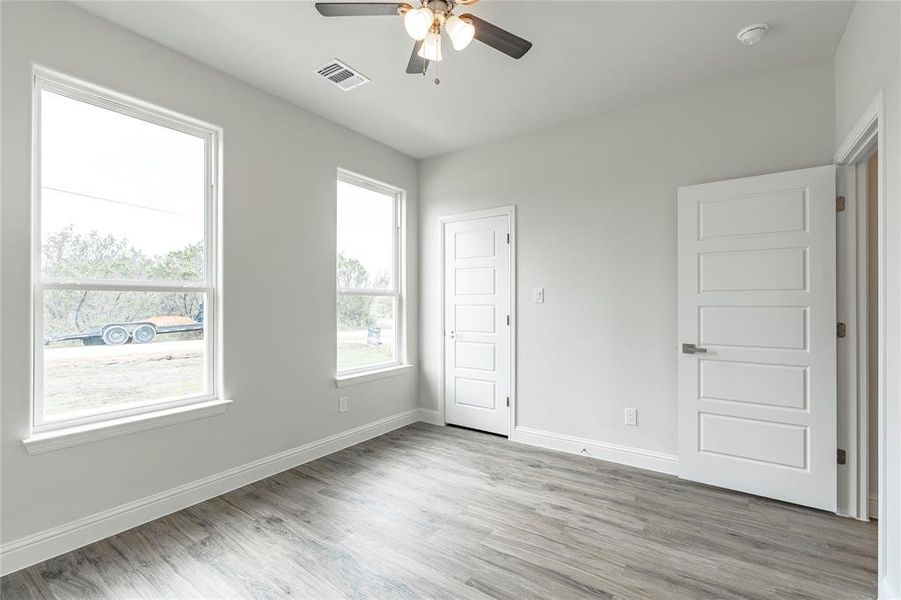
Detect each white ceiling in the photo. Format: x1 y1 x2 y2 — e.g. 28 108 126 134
74 1 853 159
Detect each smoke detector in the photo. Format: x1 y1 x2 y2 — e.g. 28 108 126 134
737 23 770 46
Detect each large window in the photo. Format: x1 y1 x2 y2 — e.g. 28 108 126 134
336 171 403 375
33 72 219 432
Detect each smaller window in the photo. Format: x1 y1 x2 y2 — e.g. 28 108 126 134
336 172 403 375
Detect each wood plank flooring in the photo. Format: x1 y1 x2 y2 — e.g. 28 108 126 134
1 423 877 599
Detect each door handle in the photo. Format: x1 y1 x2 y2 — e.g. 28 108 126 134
682 343 708 354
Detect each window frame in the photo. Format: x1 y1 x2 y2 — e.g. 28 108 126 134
335 169 405 377
31 68 222 434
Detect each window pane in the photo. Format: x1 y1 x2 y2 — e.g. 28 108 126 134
337 295 396 371
42 290 207 420
40 90 206 282
337 181 395 290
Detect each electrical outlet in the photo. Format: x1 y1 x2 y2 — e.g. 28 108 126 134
339 396 348 413
533 287 545 303
625 408 638 426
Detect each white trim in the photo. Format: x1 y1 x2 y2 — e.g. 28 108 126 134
39 280 208 292
22 398 232 455
834 90 887 580
336 288 398 296
439 205 516 436
334 364 414 387
510 426 679 476
855 156 872 521
30 67 223 434
1 408 423 576
417 408 445 426
836 161 870 520
335 169 406 378
880 576 900 600
33 66 218 139
834 94 880 166
870 492 879 520
439 205 518 224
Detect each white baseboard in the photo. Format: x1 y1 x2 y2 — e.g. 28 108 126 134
869 492 878 519
510 426 679 476
0 408 423 577
880 576 900 600
417 408 444 426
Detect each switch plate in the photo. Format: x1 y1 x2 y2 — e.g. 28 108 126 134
533 287 545 304
339 396 348 413
625 408 638 426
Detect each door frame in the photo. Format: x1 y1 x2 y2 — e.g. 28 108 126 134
834 91 886 581
438 205 516 435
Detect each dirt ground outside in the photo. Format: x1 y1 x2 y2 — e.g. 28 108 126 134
43 339 205 419
41 328 397 420
337 328 395 371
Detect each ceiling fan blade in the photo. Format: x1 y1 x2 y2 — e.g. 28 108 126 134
406 40 429 74
460 13 532 59
315 2 410 17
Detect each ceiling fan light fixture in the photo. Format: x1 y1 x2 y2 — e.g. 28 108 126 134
445 14 474 51
418 28 443 61
404 6 434 40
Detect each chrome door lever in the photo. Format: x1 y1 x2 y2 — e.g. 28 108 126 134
682 343 708 354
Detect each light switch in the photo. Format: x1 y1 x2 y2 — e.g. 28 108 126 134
533 288 545 304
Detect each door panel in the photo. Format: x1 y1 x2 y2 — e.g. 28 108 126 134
678 165 836 511
699 306 808 349
455 305 495 333
444 214 511 435
699 188 807 238
699 413 808 469
700 360 807 409
699 248 807 292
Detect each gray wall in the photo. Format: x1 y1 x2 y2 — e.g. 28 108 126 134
834 2 901 594
419 58 835 456
0 1 419 545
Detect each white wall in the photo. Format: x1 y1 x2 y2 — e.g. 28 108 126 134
1 0 418 550
834 3 901 597
419 58 834 457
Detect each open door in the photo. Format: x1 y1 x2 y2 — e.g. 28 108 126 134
677 165 837 511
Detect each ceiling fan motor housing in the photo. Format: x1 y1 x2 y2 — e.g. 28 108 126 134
427 0 450 19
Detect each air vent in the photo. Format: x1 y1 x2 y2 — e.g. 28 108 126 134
315 59 369 91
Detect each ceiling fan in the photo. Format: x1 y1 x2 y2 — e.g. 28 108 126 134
314 1 532 75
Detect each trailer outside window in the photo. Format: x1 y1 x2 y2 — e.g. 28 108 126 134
32 71 220 433
336 172 404 375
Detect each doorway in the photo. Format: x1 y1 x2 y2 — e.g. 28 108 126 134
865 151 879 521
440 206 515 436
832 91 886 592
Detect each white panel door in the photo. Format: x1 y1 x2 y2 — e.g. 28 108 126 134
444 214 511 435
677 165 837 511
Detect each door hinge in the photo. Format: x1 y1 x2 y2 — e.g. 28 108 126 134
506 233 510 244
836 196 846 212
506 396 510 407
837 448 847 465
837 322 847 338
506 315 510 326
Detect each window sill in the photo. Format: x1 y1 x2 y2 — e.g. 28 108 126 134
22 398 232 455
335 364 414 388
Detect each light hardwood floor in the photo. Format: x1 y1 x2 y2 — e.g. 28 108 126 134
1 423 877 599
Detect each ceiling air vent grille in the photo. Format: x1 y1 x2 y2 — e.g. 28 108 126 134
315 59 369 91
